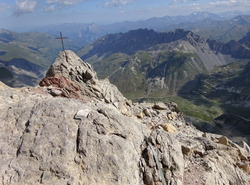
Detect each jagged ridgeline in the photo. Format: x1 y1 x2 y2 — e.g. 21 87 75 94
0 50 249 184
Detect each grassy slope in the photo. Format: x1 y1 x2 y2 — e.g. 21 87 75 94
163 61 250 132
83 43 207 97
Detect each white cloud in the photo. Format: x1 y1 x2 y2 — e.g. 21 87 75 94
210 0 233 6
209 0 250 9
171 0 198 3
46 0 87 5
209 0 249 6
13 0 88 15
44 4 56 11
104 0 135 8
14 0 38 15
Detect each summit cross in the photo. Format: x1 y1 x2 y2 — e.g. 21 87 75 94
55 32 67 51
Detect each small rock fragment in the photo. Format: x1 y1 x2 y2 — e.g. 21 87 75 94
182 145 192 156
143 108 151 117
83 69 93 80
153 102 168 110
160 123 177 133
218 136 228 146
167 112 177 120
74 108 90 120
237 162 250 174
51 89 62 96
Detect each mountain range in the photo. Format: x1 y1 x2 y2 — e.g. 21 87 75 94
77 28 250 96
33 12 250 45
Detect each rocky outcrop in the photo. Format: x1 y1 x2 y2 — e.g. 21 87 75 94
0 51 249 185
39 50 131 115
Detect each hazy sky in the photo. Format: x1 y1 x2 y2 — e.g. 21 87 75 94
1 0 250 31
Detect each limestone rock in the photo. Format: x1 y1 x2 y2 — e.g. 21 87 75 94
74 108 91 120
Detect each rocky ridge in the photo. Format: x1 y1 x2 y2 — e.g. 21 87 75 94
0 50 249 185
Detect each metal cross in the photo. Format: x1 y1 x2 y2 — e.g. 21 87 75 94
55 32 67 51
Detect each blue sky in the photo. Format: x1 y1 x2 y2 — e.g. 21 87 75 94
1 0 250 31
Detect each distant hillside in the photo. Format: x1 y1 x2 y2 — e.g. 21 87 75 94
180 61 250 141
0 28 79 86
188 62 250 111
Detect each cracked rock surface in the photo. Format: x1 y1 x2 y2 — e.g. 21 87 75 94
0 51 249 185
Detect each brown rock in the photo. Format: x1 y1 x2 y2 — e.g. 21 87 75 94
160 123 177 133
237 162 250 174
182 145 192 155
153 102 168 110
83 69 94 80
218 136 228 146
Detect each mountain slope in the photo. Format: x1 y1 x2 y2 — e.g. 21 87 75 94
239 31 250 48
179 61 250 143
188 61 250 116
78 29 249 98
